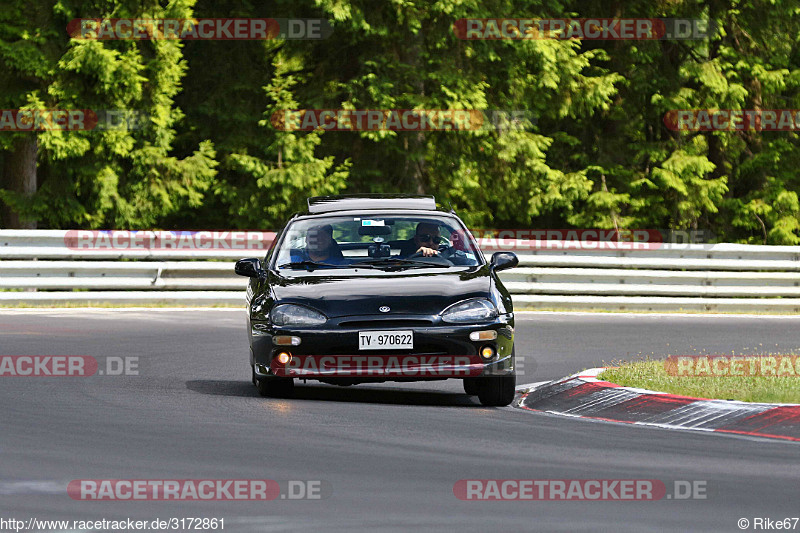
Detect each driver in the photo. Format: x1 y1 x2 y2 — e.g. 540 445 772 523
397 222 472 265
397 222 442 258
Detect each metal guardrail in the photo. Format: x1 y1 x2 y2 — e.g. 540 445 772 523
1 230 799 312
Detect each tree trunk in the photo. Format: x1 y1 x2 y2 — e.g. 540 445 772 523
399 26 426 195
0 136 38 229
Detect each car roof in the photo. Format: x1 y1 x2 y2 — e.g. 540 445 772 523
306 194 437 214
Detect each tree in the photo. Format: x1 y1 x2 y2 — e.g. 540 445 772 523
0 0 217 229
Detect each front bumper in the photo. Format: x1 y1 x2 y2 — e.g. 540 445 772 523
250 314 514 382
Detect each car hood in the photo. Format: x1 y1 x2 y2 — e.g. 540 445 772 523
269 267 491 318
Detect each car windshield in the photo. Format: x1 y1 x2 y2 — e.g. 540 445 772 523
273 214 482 270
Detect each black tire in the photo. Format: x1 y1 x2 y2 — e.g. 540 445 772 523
251 365 257 386
256 377 295 398
476 374 516 406
463 377 481 396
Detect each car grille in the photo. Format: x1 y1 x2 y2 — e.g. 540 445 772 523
338 319 434 329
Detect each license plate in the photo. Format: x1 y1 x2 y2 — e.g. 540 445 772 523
358 330 413 350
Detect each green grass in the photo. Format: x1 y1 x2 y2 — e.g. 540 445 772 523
600 358 800 404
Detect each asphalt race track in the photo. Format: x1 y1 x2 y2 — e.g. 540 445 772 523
1 309 799 532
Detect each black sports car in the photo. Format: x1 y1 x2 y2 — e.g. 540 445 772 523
235 194 519 406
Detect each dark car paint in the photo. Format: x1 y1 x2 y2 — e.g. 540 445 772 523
239 209 516 385
267 266 507 318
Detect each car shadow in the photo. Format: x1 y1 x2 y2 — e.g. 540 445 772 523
185 379 483 407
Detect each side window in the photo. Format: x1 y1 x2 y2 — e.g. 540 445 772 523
274 226 305 266
393 221 417 241
332 221 360 243
264 229 281 263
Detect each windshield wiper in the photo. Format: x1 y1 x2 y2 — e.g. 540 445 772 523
277 260 346 270
354 257 450 268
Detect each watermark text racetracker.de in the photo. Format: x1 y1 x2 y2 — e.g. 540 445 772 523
664 109 800 131
466 229 714 251
271 354 487 377
64 230 277 251
0 356 138 377
453 18 714 40
269 109 534 132
0 109 148 131
68 479 331 500
454 479 708 501
666 355 800 377
67 18 333 40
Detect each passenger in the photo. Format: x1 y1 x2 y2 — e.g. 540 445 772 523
291 224 346 264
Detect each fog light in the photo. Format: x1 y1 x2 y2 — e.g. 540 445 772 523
470 330 498 341
275 352 292 365
480 346 496 360
252 323 270 336
274 335 301 346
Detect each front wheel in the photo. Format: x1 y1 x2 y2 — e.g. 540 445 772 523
463 377 480 396
476 374 516 406
256 377 294 398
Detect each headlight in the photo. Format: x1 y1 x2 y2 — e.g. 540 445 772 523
270 304 327 326
441 298 497 323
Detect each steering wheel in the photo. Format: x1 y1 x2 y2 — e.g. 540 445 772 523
407 247 453 265
408 243 450 258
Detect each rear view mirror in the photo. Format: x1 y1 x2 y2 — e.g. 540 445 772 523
358 225 392 236
235 258 266 279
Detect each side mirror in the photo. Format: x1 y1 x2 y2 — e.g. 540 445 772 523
235 258 266 279
490 252 519 272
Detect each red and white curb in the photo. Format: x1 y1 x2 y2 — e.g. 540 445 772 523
515 368 800 442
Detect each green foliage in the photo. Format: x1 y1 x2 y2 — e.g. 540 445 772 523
0 0 799 243
210 48 349 227
0 0 217 228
